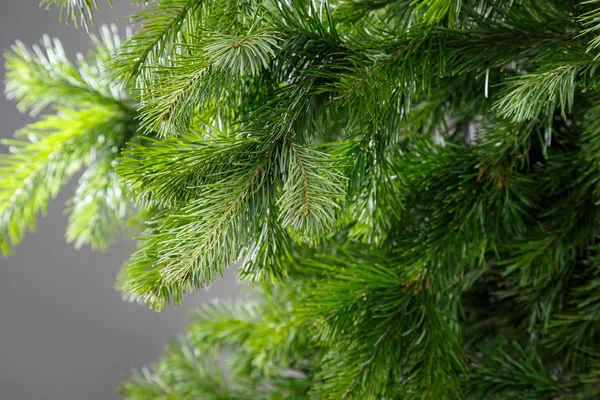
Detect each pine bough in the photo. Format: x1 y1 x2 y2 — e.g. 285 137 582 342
3 0 600 398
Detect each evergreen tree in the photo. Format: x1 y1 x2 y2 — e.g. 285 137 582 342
4 0 600 398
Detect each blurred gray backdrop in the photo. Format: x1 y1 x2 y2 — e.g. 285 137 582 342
0 3 238 399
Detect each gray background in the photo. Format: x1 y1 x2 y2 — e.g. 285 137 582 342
0 3 238 399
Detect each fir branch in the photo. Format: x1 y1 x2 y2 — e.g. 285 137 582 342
338 312 400 400
40 0 112 31
412 0 462 26
543 267 600 370
236 207 293 283
272 0 339 42
277 140 346 237
135 23 279 136
4 33 126 116
137 63 214 136
66 155 132 251
499 146 599 287
1 26 137 256
494 64 580 122
168 166 265 278
580 0 600 59
398 144 532 291
110 0 205 84
466 339 600 398
10 1 600 397
117 135 272 208
465 341 561 399
118 132 345 306
204 29 280 77
340 87 408 244
122 286 316 399
188 293 313 378
333 0 413 26
117 138 277 309
0 107 126 255
120 340 242 400
298 246 465 399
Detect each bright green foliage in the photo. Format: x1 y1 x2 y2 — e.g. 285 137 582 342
66 155 132 251
1 25 137 254
6 0 600 398
412 0 462 26
495 65 580 122
40 0 113 31
120 285 316 399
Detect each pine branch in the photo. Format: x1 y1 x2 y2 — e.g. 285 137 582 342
120 340 242 400
277 140 346 237
134 19 279 136
236 207 293 283
298 245 465 399
4 32 127 116
66 155 132 251
412 0 462 26
0 107 127 255
465 341 561 399
10 1 600 398
580 0 600 59
110 0 205 85
494 64 580 122
40 0 112 31
117 166 271 310
122 286 316 399
188 292 313 378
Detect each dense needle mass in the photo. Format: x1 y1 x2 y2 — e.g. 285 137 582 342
3 0 600 398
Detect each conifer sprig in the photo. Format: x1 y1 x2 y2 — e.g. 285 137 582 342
6 0 600 398
117 130 345 309
5 32 125 115
1 26 137 254
66 156 131 251
40 0 113 31
121 285 316 399
110 0 205 85
494 65 580 122
0 107 128 254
